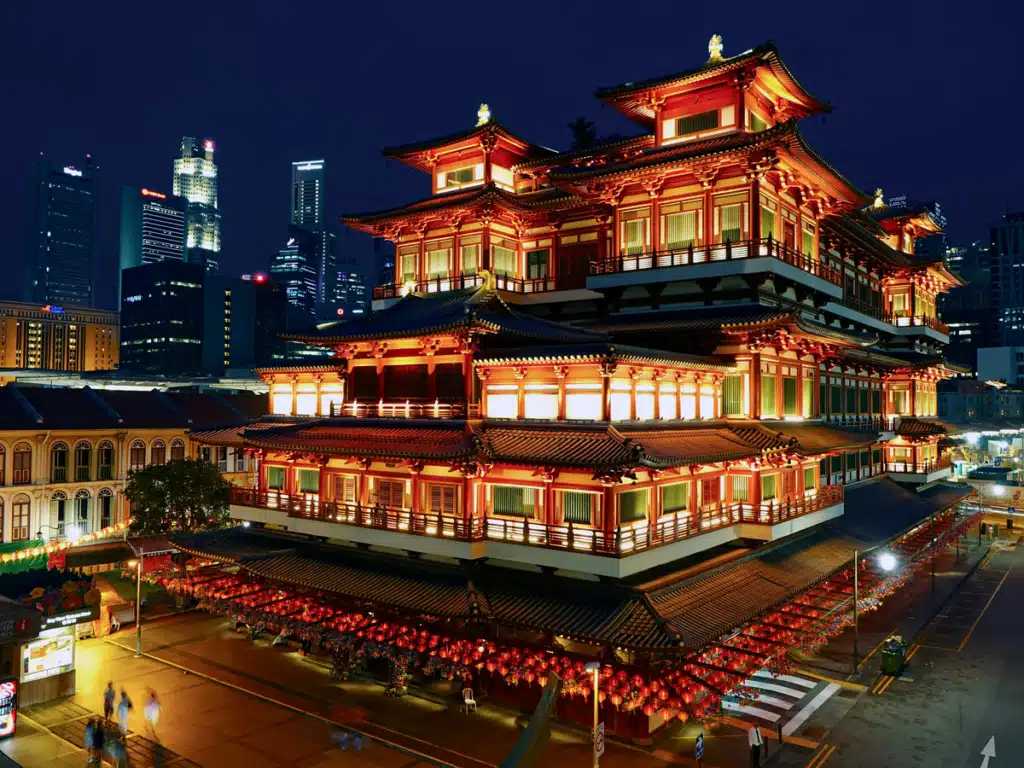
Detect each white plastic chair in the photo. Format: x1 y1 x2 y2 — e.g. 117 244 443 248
462 687 477 713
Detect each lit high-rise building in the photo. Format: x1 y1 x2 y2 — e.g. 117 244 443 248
290 159 334 308
30 155 97 307
173 137 220 273
270 226 319 325
118 186 187 302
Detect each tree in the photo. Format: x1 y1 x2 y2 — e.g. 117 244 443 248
567 117 598 151
125 458 232 535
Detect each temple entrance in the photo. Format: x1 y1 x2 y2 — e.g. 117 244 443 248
557 247 594 290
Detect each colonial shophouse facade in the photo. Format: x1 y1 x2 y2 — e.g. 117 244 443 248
196 38 966 582
0 385 263 544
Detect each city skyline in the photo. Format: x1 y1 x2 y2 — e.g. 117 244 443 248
5 4 1024 311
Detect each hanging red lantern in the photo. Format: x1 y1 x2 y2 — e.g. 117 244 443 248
676 711 689 723
657 689 669 701
610 694 623 708
486 661 497 673
642 704 656 717
659 708 673 721
599 691 607 704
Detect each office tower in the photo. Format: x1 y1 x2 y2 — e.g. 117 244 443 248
30 155 97 307
942 241 993 365
290 159 334 308
202 273 289 374
173 137 221 273
118 187 187 302
990 212 1024 346
120 260 205 375
270 226 319 326
0 302 118 371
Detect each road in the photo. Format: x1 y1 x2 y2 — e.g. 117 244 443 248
781 541 1022 768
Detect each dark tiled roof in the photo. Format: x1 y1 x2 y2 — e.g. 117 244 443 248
595 42 830 119
833 478 972 544
896 418 949 437
173 527 301 565
380 121 555 168
242 420 475 461
285 287 605 345
94 389 185 428
478 424 638 468
512 135 654 172
192 419 295 447
17 387 119 429
576 305 791 336
729 422 879 454
617 427 764 465
163 391 264 429
343 184 572 225
245 553 482 618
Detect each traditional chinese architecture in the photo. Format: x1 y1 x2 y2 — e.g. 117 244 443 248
181 37 975 736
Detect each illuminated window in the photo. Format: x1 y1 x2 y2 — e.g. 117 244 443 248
675 110 719 137
565 384 601 421
723 375 743 416
267 466 285 490
783 378 799 416
661 483 689 514
700 385 714 419
428 484 457 515
271 390 292 415
461 244 480 275
426 246 450 278
659 385 678 419
635 383 655 420
718 204 743 244
129 440 146 471
524 387 558 420
560 491 594 525
609 381 631 421
749 112 768 132
492 485 537 518
298 469 319 494
761 375 776 417
761 474 778 500
492 246 516 277
295 386 317 416
665 211 697 249
334 475 358 503
486 391 518 419
320 388 343 416
526 249 549 279
623 219 647 256
680 383 697 419
731 476 750 502
803 379 814 418
618 489 647 523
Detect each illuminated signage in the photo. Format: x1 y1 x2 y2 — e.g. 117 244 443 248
62 167 82 177
41 606 98 629
41 305 64 314
140 188 167 199
0 679 17 739
124 295 142 303
336 308 345 316
295 163 323 171
21 628 74 683
204 140 215 151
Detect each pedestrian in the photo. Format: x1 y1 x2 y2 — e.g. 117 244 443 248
749 724 764 768
93 717 106 764
84 718 96 765
103 681 116 721
116 689 133 737
144 689 160 740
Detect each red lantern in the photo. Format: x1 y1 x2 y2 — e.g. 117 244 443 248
525 671 535 684
610 694 623 708
657 689 669 701
599 691 607 704
642 704 656 717
659 708 673 721
676 711 689 723
487 661 497 673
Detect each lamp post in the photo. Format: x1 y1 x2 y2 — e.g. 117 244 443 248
129 544 144 657
585 660 601 768
853 550 897 674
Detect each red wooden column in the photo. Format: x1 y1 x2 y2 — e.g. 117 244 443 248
409 464 422 513
555 366 568 421
515 367 527 420
813 365 821 418
600 362 615 421
652 371 662 420
694 375 702 420
629 370 638 421
751 354 762 419
703 188 714 247
602 484 617 538
543 472 557 527
481 229 491 272
750 178 762 244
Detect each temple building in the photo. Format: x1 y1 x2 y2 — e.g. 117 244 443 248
178 38 975 734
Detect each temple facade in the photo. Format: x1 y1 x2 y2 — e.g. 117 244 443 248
177 37 978 735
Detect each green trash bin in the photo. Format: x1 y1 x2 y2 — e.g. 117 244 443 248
880 636 906 676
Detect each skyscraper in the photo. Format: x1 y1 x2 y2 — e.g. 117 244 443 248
118 186 187 302
990 212 1024 345
290 159 334 309
30 155 97 307
173 137 221 273
270 226 319 326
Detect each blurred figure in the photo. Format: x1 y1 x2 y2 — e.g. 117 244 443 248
116 689 133 737
103 682 116 721
84 718 96 765
144 689 160 740
92 718 106 764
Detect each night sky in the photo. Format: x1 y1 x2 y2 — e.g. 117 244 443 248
4 1 1022 310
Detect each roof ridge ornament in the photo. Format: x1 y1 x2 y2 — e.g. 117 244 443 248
708 34 724 63
477 103 492 126
872 188 887 210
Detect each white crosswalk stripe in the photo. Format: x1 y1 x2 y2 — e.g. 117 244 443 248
724 670 839 735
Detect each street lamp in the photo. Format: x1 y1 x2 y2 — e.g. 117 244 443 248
584 661 601 768
853 549 898 673
127 544 144 657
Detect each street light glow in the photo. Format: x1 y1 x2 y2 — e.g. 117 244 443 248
877 552 897 572
991 485 1005 497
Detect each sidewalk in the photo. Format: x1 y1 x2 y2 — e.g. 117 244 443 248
793 535 991 683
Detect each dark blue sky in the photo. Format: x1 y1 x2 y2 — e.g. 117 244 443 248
4 0 1022 310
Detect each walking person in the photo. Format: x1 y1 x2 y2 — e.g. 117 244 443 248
116 689 133 738
144 689 161 741
749 723 764 768
84 718 96 765
103 681 116 721
92 718 106 765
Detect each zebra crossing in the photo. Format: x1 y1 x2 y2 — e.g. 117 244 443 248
722 669 840 737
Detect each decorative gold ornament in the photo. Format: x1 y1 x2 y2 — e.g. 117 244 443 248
477 103 492 126
708 34 724 62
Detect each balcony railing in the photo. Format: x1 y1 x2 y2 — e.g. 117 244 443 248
589 237 843 287
373 272 558 300
329 401 478 419
231 484 844 558
884 314 950 335
885 456 952 474
841 295 884 320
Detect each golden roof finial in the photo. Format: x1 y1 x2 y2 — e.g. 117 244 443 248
476 104 492 127
708 34 724 62
873 188 886 209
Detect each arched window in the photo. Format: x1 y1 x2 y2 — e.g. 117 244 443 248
150 439 166 466
129 440 146 472
99 488 114 529
50 491 68 537
97 440 114 481
75 441 92 482
12 443 31 485
74 489 90 535
11 494 30 541
51 442 69 484
170 438 185 462
0 444 6 486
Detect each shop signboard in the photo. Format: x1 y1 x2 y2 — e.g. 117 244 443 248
40 604 99 631
0 679 17 738
21 627 74 683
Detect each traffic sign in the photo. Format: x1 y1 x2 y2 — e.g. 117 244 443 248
1009 507 1016 514
594 722 605 758
695 732 705 760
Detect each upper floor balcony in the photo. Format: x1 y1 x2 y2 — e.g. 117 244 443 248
886 313 950 336
373 272 559 301
885 455 952 484
328 400 479 420
228 484 844 579
587 237 843 293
